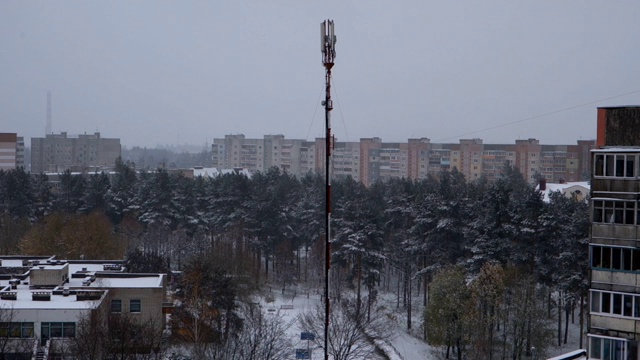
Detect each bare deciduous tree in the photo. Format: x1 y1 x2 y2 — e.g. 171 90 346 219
0 304 36 360
199 305 293 360
60 308 166 360
299 297 395 360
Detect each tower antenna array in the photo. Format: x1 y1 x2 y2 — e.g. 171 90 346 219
320 19 336 360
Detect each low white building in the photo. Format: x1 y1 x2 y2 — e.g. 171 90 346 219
0 256 167 358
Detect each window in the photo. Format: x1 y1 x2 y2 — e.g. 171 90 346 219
130 299 141 313
41 322 75 345
593 200 636 225
594 153 636 177
111 299 122 313
591 289 640 322
589 335 628 360
0 322 34 338
591 245 640 271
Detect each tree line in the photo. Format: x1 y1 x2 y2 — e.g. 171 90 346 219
0 160 589 359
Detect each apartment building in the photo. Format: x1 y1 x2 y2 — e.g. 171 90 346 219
31 132 121 173
588 106 640 360
332 140 360 182
211 134 595 185
0 133 24 170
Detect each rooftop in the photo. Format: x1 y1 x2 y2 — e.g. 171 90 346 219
0 256 164 311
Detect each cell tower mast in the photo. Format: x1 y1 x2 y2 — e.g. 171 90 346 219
321 19 336 360
46 91 52 135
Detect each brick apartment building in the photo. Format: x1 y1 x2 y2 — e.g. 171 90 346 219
0 133 25 170
588 106 640 360
212 134 595 185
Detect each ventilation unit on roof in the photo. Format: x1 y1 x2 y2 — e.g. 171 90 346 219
103 264 122 271
0 292 17 300
32 291 51 301
9 279 19 289
76 291 102 301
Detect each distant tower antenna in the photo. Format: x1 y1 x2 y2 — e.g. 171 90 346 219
321 19 336 360
46 91 52 135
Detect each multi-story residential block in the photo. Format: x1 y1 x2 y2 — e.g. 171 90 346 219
455 138 484 180
31 132 121 173
332 141 360 182
210 134 594 186
588 106 640 360
407 138 430 180
481 146 516 182
0 133 24 170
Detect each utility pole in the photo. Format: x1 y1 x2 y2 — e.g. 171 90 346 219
320 19 336 360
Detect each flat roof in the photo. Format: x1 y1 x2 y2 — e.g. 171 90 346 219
0 257 165 311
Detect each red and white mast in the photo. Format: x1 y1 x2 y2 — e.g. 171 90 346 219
321 19 336 360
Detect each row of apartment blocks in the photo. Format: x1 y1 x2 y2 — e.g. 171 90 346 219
0 133 25 171
212 134 596 185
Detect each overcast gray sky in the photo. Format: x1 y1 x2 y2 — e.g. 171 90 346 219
2 1 639 148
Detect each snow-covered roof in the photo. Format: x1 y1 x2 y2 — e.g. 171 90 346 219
546 349 587 360
0 257 164 311
592 147 640 152
0 287 104 310
536 182 590 203
87 275 163 288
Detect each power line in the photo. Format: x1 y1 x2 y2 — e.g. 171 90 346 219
305 86 325 141
437 89 640 142
332 78 350 142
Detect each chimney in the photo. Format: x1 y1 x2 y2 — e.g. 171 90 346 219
539 178 546 191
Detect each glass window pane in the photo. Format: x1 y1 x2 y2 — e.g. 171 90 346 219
130 299 141 313
591 337 602 359
605 209 615 223
627 157 635 177
595 155 604 176
595 208 603 223
603 292 611 313
614 339 624 360
624 249 632 271
626 209 635 225
604 338 611 360
22 323 34 338
111 299 122 313
603 247 611 268
51 323 62 338
615 209 624 224
613 293 623 314
634 250 640 271
9 323 20 337
63 323 75 338
616 156 625 177
624 295 633 317
635 296 640 318
592 291 601 312
606 155 615 176
593 247 602 267
612 248 622 270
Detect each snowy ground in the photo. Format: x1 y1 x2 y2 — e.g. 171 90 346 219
261 284 586 360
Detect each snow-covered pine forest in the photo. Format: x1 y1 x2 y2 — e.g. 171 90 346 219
0 159 589 359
